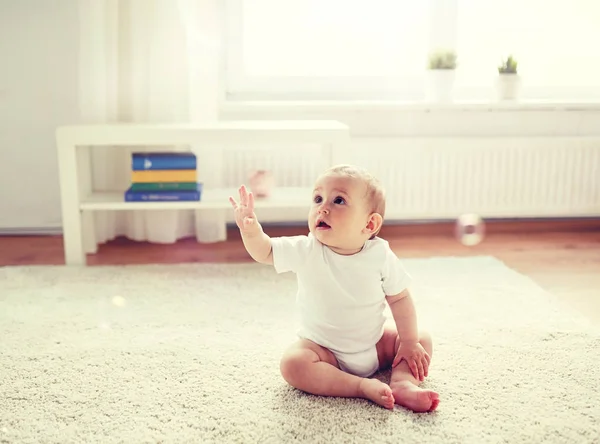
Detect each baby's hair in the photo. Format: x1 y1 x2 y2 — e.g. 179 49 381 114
322 163 386 222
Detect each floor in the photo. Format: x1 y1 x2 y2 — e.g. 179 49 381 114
1 219 599 324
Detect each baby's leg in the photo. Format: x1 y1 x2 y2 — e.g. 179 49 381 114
376 328 440 413
280 339 395 409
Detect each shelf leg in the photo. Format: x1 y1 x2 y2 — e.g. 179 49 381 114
57 138 85 265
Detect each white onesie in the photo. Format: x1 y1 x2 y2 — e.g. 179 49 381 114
271 233 412 377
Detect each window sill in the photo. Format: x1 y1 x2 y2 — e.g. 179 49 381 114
221 99 600 114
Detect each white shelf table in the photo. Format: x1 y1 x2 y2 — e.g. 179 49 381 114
56 121 351 265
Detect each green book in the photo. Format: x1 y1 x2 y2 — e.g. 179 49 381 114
130 182 198 191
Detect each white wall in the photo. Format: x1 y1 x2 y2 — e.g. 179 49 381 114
0 2 598 233
0 0 80 231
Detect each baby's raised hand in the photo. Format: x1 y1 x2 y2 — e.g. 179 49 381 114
229 185 259 234
392 340 430 382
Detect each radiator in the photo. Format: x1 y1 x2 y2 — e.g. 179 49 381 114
222 137 600 220
222 144 327 189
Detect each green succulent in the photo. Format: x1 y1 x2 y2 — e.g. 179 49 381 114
428 50 457 70
498 55 518 74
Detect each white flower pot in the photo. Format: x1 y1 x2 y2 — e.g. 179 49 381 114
496 74 521 101
425 69 456 103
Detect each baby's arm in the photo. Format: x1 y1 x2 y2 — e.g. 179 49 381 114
386 290 419 343
387 290 430 379
229 185 273 265
241 227 273 265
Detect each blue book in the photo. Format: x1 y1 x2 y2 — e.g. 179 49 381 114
125 183 203 202
132 152 197 171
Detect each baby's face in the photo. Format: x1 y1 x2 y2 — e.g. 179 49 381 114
308 174 375 255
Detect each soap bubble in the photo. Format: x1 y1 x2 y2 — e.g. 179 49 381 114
111 295 126 307
455 213 485 246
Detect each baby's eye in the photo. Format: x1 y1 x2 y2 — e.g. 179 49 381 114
313 195 322 204
333 196 346 205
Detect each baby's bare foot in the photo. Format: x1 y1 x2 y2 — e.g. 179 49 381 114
358 378 395 410
391 380 439 413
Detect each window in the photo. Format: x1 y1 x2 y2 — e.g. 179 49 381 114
224 0 600 101
224 0 432 100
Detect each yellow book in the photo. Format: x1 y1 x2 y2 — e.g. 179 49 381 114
131 170 197 183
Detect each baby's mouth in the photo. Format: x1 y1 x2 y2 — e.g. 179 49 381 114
316 220 331 230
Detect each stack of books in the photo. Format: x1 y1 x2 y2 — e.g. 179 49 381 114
124 152 203 202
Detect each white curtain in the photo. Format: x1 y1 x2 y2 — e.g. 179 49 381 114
78 0 225 252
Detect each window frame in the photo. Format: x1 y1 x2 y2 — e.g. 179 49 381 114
223 0 458 101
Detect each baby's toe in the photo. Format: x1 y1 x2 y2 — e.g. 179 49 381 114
381 387 394 408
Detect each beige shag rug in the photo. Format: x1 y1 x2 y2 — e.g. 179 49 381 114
1 257 599 444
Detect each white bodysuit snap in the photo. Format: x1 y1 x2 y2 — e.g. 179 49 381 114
271 233 412 377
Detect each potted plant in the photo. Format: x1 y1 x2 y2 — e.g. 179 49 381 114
496 55 521 101
426 49 457 103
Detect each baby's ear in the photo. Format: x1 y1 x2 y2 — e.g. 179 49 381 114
364 213 383 235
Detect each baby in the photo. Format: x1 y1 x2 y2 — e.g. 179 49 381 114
228 164 439 412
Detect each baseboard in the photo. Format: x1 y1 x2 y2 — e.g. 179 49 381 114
227 217 600 239
0 227 63 236
1 217 598 238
